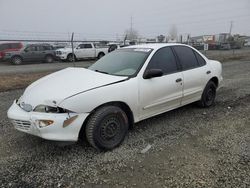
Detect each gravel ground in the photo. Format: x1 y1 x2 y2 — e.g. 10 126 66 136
0 60 250 187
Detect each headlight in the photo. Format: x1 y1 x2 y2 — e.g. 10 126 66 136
34 105 70 113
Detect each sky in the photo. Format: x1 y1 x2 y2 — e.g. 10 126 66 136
0 0 250 41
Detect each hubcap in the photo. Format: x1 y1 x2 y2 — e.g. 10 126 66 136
100 116 120 140
15 58 21 64
47 57 52 63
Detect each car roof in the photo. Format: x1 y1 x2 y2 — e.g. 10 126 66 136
124 43 191 51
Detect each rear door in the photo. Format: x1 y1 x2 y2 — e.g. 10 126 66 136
172 46 210 105
139 47 183 119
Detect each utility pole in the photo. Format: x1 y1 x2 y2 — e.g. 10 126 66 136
71 32 75 67
130 16 133 41
130 16 133 33
229 21 233 35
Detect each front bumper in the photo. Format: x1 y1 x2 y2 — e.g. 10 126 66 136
56 54 67 60
7 100 89 141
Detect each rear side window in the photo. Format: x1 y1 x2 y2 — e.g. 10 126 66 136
193 51 206 66
146 47 178 74
173 46 199 70
10 43 21 49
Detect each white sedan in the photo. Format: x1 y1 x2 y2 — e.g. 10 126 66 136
7 44 222 150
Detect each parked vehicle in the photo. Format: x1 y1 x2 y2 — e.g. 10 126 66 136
7 43 222 150
0 42 23 61
108 44 121 53
55 43 108 62
3 44 55 65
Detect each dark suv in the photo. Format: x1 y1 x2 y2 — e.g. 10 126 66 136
4 44 55 65
0 42 23 61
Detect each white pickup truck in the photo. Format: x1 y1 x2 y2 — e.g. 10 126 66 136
55 43 108 62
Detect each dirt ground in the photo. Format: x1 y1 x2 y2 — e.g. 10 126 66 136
0 60 250 187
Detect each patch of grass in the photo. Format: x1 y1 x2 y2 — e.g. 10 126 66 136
0 71 53 92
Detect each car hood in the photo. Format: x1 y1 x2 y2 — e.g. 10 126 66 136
19 67 128 109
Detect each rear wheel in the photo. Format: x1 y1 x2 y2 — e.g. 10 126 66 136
85 106 129 151
11 56 22 65
198 81 217 107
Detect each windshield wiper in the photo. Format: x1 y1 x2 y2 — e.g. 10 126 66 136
95 70 110 74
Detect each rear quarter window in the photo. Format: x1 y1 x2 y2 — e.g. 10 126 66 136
193 50 206 66
173 46 199 70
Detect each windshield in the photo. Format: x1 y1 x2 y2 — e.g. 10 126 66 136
89 48 152 76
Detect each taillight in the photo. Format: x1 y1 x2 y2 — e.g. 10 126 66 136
0 52 3 58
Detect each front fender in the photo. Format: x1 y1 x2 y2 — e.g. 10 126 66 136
58 78 140 122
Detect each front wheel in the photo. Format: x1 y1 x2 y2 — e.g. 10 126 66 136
85 106 129 151
97 53 105 59
198 81 217 107
67 54 76 62
45 55 54 63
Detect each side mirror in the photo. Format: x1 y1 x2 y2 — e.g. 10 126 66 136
24 49 28 52
143 69 163 79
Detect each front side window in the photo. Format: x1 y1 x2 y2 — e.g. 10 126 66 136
89 48 152 76
146 47 178 75
79 44 92 49
25 46 36 52
173 46 199 70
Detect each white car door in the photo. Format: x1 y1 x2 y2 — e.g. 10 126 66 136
139 47 183 120
173 46 210 105
76 44 95 58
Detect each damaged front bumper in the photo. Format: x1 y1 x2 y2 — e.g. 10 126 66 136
7 100 89 141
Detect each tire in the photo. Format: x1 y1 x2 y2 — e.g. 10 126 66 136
45 55 54 63
97 53 105 59
85 106 129 151
198 81 217 107
67 54 76 62
11 56 22 65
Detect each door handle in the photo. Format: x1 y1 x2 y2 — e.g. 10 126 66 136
206 70 211 74
176 78 182 83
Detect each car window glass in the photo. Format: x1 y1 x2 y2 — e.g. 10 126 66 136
43 45 52 50
193 50 206 66
10 43 20 49
84 44 92 48
37 46 45 51
146 47 178 74
173 46 199 70
26 46 36 51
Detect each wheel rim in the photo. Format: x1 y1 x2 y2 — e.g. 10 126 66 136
205 87 215 105
99 115 123 144
68 55 74 62
14 57 21 64
99 54 104 59
46 56 52 63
